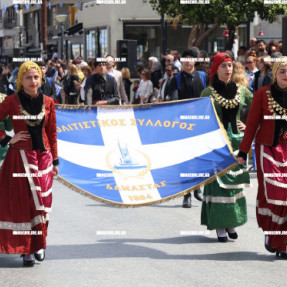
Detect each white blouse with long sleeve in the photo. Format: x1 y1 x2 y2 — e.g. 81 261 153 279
136 80 153 103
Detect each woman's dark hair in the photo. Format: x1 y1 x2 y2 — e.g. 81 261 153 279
141 68 151 80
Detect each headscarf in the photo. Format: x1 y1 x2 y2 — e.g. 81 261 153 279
16 61 42 92
209 53 232 82
272 56 287 84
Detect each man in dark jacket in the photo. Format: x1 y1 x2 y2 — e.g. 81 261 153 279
253 70 272 93
158 63 174 101
85 59 119 105
37 62 57 100
169 49 207 101
169 48 208 207
150 61 163 89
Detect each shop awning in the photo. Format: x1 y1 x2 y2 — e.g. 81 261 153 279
67 23 83 35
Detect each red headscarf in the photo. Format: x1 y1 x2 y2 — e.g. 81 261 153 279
209 53 233 82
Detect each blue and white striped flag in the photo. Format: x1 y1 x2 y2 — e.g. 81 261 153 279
55 83 62 98
56 98 237 206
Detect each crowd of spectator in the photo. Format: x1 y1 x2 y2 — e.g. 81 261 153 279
0 38 283 106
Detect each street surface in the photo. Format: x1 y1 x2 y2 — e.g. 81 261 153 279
0 173 286 287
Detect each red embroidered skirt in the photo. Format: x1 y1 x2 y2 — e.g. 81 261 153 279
0 146 53 254
255 142 287 252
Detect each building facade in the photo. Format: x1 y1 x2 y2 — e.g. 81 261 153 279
0 0 21 61
0 0 284 63
21 0 83 59
78 0 252 62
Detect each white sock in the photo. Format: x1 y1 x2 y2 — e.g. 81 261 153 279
24 254 34 261
217 228 227 237
265 235 269 245
227 228 236 234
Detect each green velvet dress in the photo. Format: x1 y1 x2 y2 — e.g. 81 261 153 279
200 82 253 230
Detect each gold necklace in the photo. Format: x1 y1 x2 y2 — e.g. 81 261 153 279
210 83 241 109
267 89 287 121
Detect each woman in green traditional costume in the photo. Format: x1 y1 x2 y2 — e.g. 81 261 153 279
0 93 13 169
200 53 253 242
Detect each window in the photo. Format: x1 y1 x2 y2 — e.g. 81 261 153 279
99 28 108 56
86 30 98 59
72 44 83 58
124 23 162 63
85 27 108 59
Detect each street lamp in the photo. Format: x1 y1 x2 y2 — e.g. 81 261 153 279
55 14 68 60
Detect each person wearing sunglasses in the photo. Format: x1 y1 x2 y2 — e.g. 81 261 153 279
133 68 153 104
162 54 175 80
245 53 259 93
158 64 174 101
252 56 272 93
85 59 119 105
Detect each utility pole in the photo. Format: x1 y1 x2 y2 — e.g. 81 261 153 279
41 0 48 55
161 14 167 54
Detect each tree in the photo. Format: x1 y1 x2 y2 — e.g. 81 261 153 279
149 0 287 49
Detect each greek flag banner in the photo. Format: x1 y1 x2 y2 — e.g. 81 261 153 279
56 98 237 207
55 83 62 98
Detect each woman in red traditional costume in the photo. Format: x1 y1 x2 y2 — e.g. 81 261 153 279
0 62 58 266
238 57 287 258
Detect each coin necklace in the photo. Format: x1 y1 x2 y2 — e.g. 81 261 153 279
210 83 241 109
266 89 287 121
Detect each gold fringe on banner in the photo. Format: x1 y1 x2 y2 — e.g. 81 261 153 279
56 98 199 111
57 162 237 208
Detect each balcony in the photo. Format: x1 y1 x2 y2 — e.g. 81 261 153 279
3 18 17 29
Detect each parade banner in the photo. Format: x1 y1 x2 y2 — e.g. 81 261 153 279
56 98 237 207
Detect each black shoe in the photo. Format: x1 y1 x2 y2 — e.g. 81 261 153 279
276 251 287 259
194 190 203 202
34 250 45 262
216 230 228 242
21 255 35 267
264 238 276 253
182 193 191 208
226 229 238 239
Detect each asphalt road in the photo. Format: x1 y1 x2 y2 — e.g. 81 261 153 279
0 173 286 287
